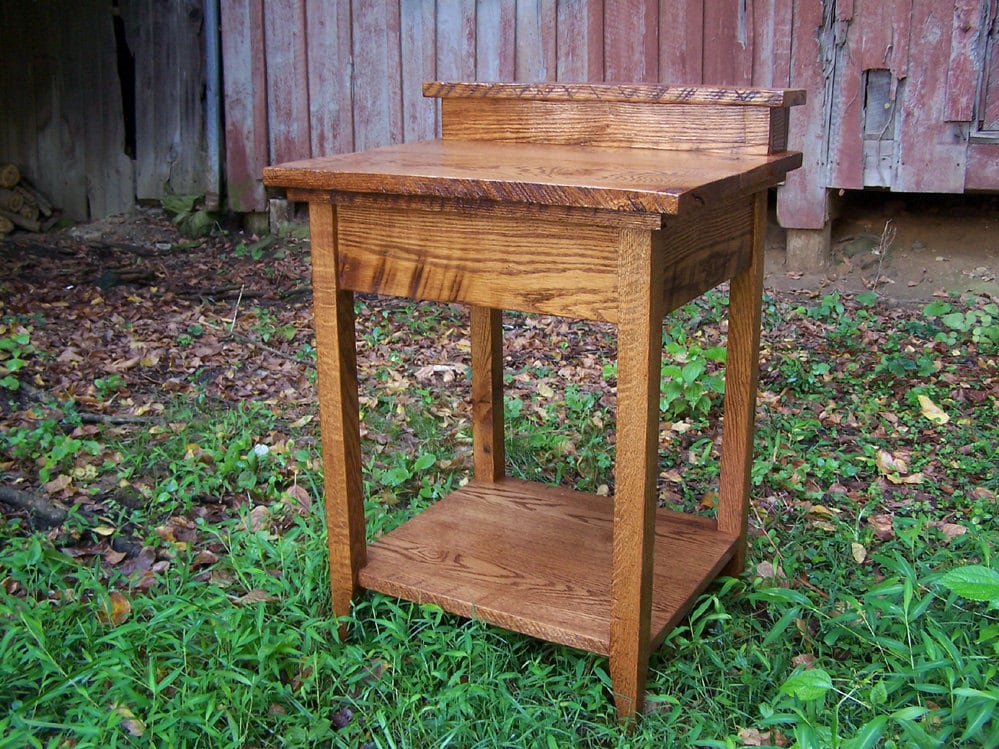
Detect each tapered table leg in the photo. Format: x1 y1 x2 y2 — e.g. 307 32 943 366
470 306 505 482
310 202 366 638
718 193 767 576
609 228 665 719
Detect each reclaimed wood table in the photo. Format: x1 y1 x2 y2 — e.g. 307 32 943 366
264 81 803 718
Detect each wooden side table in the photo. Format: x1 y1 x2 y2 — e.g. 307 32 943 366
263 82 803 718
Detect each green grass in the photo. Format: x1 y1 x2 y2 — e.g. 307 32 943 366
2 291 998 747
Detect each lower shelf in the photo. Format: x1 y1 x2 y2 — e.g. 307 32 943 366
357 478 739 655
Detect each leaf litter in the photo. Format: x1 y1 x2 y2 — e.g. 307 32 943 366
0 209 996 609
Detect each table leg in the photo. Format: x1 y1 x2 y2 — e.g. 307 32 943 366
470 306 505 482
610 228 664 719
718 192 767 575
310 202 366 638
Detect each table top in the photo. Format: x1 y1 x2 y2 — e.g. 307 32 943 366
263 139 802 216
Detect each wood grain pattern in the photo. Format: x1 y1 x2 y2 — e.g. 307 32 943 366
439 99 781 154
263 139 803 215
263 0 311 164
896 0 968 193
556 0 604 81
220 0 269 212
718 192 767 575
659 0 704 84
658 195 754 315
357 479 738 655
424 80 806 107
604 0 659 82
471 307 505 481
609 227 664 717
307 0 355 156
335 204 621 321
310 202 366 634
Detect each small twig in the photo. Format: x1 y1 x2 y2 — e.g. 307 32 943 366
869 219 896 292
18 381 159 424
229 284 245 332
79 412 159 425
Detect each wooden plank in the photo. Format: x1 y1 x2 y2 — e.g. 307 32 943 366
470 307 505 482
945 0 991 122
769 0 794 87
126 0 207 199
659 0 704 84
0 2 39 204
604 0 660 82
310 201 366 636
895 0 968 192
701 0 753 86
264 140 803 215
981 2 999 131
335 204 622 321
515 0 557 80
425 80 806 106
717 192 765 574
82 0 134 217
556 0 604 82
306 0 355 156
776 0 828 229
658 194 754 314
965 142 999 189
351 0 404 151
438 99 781 153
220 0 268 212
475 0 516 81
357 479 737 657
827 5 864 189
610 226 663 717
264 0 311 163
436 0 476 81
400 0 438 142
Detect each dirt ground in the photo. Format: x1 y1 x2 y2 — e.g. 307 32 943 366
765 191 999 301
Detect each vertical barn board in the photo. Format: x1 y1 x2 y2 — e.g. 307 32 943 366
605 0 659 82
776 0 828 229
515 0 557 80
40 1 91 219
944 0 990 122
352 0 404 151
981 2 999 130
220 0 268 211
965 143 999 188
264 0 311 163
436 0 477 81
659 0 704 84
895 0 967 192
476 0 517 81
79 0 134 217
0 2 41 189
401 0 438 141
125 0 208 200
307 0 355 157
826 2 865 189
556 0 604 81
753 0 794 87
701 0 753 85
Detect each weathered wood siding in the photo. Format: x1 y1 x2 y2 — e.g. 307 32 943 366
223 0 999 233
0 0 212 220
3 1 997 225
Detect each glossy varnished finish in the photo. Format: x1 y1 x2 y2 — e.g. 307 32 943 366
263 139 802 215
262 82 803 721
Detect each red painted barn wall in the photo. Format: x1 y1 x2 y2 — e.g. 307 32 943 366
221 0 999 235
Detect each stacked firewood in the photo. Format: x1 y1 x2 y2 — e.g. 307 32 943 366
0 164 55 237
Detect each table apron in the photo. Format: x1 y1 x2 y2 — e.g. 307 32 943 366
329 194 756 322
